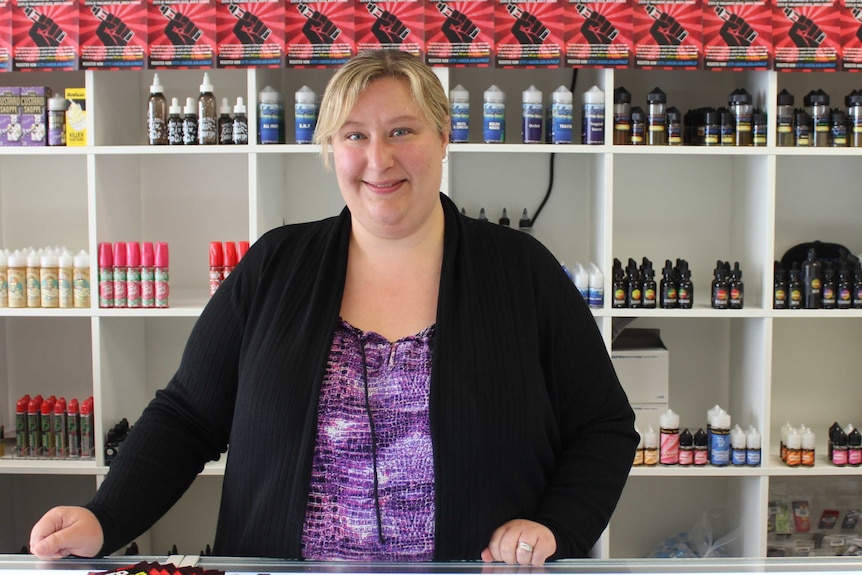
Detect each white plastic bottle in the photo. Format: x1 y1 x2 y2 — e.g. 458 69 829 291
58 249 74 308
550 85 573 144
450 84 470 143
26 248 42 308
73 249 91 309
521 84 543 144
295 85 318 144
572 262 589 301
709 408 731 466
0 249 7 307
259 85 284 144
582 85 605 145
482 85 506 143
730 424 747 466
588 262 604 308
746 425 761 467
659 408 680 465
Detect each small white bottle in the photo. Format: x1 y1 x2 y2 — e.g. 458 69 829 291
26 248 42 308
450 84 470 143
644 425 659 466
582 85 605 145
294 85 318 144
588 262 604 308
482 85 506 143
572 262 589 301
659 409 680 465
521 85 543 144
73 249 91 309
746 425 761 467
730 424 747 466
709 409 731 466
7 250 26 308
58 249 74 308
233 97 249 145
550 85 573 144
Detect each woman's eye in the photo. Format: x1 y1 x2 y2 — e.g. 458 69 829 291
391 128 413 137
345 133 365 141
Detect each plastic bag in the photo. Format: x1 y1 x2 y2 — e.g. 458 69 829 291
649 508 741 558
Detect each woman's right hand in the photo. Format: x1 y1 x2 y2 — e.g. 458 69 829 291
29 506 104 559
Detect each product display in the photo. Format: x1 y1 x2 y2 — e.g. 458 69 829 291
7 394 94 460
0 247 89 309
98 242 169 308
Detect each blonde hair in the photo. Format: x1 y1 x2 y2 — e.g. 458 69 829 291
313 50 450 169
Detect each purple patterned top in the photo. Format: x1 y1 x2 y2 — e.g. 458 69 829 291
301 319 436 561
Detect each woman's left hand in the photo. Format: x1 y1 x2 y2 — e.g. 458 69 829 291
480 519 557 566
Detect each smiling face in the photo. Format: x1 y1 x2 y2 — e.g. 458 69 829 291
331 76 448 241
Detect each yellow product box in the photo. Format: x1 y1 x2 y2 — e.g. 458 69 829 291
64 88 87 146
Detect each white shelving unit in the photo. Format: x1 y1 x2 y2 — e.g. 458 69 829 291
1 65 861 560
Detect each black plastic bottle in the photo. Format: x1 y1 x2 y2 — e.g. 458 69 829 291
612 258 627 308
729 261 744 309
678 428 693 466
677 260 693 309
711 260 729 309
801 248 822 309
853 263 862 309
626 258 643 308
660 259 678 308
630 106 645 145
773 261 787 309
693 428 708 466
837 262 852 309
821 262 836 309
788 264 803 310
641 257 657 308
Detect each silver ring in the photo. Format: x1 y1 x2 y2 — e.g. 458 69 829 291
517 541 534 553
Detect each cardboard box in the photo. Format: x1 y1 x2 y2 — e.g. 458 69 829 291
285 0 354 67
12 0 79 71
632 0 702 69
217 0 284 68
424 0 494 67
65 87 87 147
148 0 216 68
355 0 424 59
564 0 632 68
80 0 147 70
0 86 22 147
495 0 563 67
611 327 669 405
19 86 47 146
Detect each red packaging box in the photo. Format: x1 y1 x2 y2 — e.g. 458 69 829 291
703 0 772 69
285 0 354 66
13 0 79 71
217 0 284 67
80 0 147 69
495 0 563 67
773 0 839 70
148 0 216 68
425 0 494 66
355 0 424 58
0 0 11 71
633 0 702 69
565 0 632 67
840 0 862 69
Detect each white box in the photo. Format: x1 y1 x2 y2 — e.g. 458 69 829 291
611 328 669 405
631 402 668 432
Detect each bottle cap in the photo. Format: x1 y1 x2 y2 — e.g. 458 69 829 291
68 398 79 414
582 85 604 105
522 85 542 104
728 88 752 105
613 86 631 104
150 73 164 94
59 250 73 268
55 397 67 414
98 242 113 268
234 97 246 115
80 399 92 416
210 241 224 267
660 409 680 428
498 208 510 226
200 72 214 93
184 97 196 115
777 88 795 107
224 242 238 267
238 241 250 260
552 85 573 104
16 397 30 412
126 241 141 267
647 87 667 104
259 85 282 104
450 84 469 103
42 400 53 415
48 94 69 111
40 250 59 267
141 242 154 267
169 97 182 115
219 97 231 115
295 85 317 104
155 242 169 268
113 242 127 267
484 85 505 103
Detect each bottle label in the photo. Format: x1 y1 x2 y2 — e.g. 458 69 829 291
295 102 318 144
233 119 249 145
155 268 170 307
552 102 573 144
710 429 730 465
148 116 166 144
581 103 603 145
168 118 183 145
522 102 543 143
259 102 283 144
660 431 679 464
746 447 761 466
483 102 505 143
450 102 470 143
199 117 217 144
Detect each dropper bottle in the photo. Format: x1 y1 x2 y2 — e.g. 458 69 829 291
147 73 168 145
197 72 218 145
218 97 233 145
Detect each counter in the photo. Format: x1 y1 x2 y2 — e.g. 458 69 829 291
4 555 862 575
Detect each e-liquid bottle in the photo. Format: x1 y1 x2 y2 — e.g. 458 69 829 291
667 107 682 145
660 259 678 308
521 85 543 144
693 428 708 466
630 106 645 145
625 258 642 308
828 421 842 460
729 88 753 146
832 425 848 466
678 428 694 466
588 262 604 308
67 398 80 458
788 263 802 309
776 89 795 147
729 261 744 309
141 242 155 308
801 427 815 467
167 97 183 146
709 409 731 466
112 242 127 308
126 241 142 308
53 397 67 458
703 108 719 146
147 73 168 145
854 263 862 308
182 97 198 145
233 97 249 145
753 109 767 146
785 427 801 467
483 85 506 143
58 250 73 309
210 241 223 296
449 84 470 143
849 425 862 466
773 261 787 309
808 89 830 147
711 259 729 309
794 109 810 146
47 94 68 146
659 409 680 465
646 87 667 145
801 248 822 309
831 108 847 147
26 249 41 308
295 85 318 144
847 90 862 148
719 108 735 146
731 424 747 466
746 425 761 467
633 426 644 466
581 85 604 145
218 97 233 145
837 263 852 309
155 242 170 308
551 86 574 144
40 249 59 308
98 242 113 308
198 72 218 145
677 260 693 309
613 87 632 145
641 258 657 308
821 262 836 309
644 425 658 466
258 85 284 144
612 259 627 308
72 249 90 308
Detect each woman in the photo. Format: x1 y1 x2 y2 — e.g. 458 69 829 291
29 50 638 566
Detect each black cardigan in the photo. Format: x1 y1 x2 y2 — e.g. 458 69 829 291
87 194 638 560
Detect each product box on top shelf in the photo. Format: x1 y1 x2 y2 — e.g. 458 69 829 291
495 0 563 67
80 0 147 69
0 0 11 72
148 0 216 68
564 0 632 68
0 86 21 147
424 0 494 66
65 87 86 146
611 327 669 432
355 0 424 58
12 0 79 71
772 0 840 70
840 0 862 69
216 0 284 68
632 0 702 69
703 0 772 69
19 86 47 146
285 0 354 67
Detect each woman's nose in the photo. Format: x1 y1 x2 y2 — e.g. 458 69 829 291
366 137 395 171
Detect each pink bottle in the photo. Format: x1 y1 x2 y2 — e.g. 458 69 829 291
126 241 142 308
155 242 169 308
98 242 114 308
141 242 155 308
113 241 127 308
